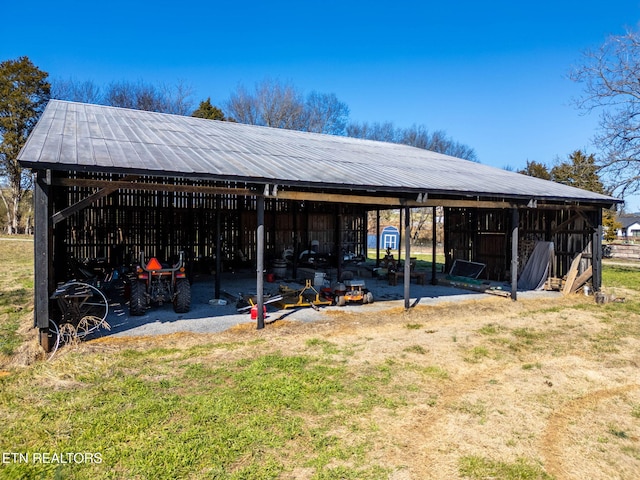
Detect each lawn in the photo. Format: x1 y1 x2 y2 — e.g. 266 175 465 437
1 238 639 479
0 236 34 357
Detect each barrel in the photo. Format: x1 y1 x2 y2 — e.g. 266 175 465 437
272 259 287 279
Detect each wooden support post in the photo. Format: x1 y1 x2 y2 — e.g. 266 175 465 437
398 208 403 262
361 210 367 259
34 170 52 351
375 209 381 267
404 206 411 310
511 208 519 301
256 195 265 329
215 196 221 300
336 209 342 282
292 204 299 280
431 206 438 285
592 209 603 292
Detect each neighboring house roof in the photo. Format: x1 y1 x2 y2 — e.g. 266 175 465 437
18 100 620 206
618 216 640 229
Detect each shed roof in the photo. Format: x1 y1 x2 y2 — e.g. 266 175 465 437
18 100 619 206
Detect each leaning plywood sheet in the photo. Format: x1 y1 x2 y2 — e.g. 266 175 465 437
562 253 583 295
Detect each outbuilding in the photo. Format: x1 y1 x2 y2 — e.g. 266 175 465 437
18 100 621 350
616 215 640 240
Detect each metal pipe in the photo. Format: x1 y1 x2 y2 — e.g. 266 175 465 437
256 195 265 329
511 208 519 301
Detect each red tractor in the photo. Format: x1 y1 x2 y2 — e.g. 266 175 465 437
129 251 191 316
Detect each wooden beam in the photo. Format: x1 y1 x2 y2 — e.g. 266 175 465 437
431 206 438 285
51 177 253 196
34 170 52 350
571 265 592 293
52 175 139 225
592 209 603 292
404 206 411 310
552 212 581 234
277 190 400 206
49 176 606 211
418 199 521 209
276 190 524 208
215 196 221 300
375 209 380 267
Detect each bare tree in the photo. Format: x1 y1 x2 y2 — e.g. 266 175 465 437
225 78 349 134
227 79 305 129
52 78 194 115
346 121 397 143
303 92 349 135
51 78 102 103
226 84 260 125
347 121 478 162
161 80 195 116
570 28 640 198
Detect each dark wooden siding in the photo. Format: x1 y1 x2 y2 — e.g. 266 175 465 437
50 172 367 284
444 207 601 281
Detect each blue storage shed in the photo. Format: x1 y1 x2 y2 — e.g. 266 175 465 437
379 226 400 250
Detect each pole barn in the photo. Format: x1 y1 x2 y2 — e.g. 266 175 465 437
18 101 621 350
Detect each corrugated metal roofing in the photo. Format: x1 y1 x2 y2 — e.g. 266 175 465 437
18 100 619 205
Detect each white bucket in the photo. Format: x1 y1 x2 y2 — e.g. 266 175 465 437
314 272 326 288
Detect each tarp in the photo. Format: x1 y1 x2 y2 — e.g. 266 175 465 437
517 241 554 291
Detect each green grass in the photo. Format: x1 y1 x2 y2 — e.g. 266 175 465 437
459 455 553 479
464 346 491 363
0 346 402 479
0 237 34 356
602 264 640 291
403 344 427 354
366 249 446 270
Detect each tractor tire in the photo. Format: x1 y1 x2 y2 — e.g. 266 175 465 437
173 278 191 313
129 280 148 316
336 295 346 307
365 291 374 304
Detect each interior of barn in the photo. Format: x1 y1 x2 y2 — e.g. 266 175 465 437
48 172 603 316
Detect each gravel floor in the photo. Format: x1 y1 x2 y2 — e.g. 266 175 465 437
99 267 560 338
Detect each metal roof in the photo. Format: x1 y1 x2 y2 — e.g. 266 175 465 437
18 100 620 206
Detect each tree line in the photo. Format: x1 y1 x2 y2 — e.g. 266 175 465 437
4 23 640 235
0 62 478 233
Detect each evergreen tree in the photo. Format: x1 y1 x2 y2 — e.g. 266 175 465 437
0 56 50 233
550 150 604 193
519 160 551 180
192 98 226 120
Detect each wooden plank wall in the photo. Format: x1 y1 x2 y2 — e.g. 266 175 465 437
52 172 367 283
445 207 600 281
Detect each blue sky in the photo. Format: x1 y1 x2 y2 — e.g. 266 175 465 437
4 0 640 210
